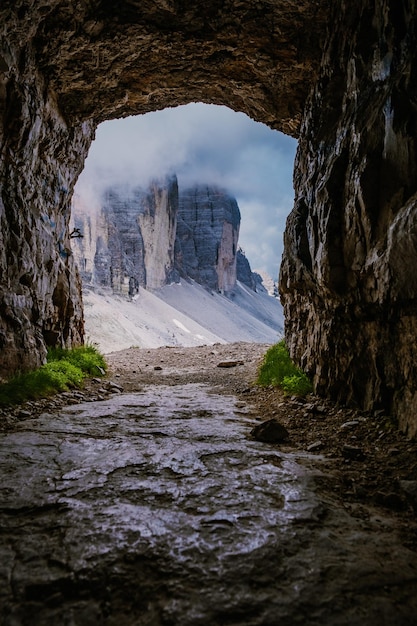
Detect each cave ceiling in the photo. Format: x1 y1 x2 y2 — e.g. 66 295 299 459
2 0 332 134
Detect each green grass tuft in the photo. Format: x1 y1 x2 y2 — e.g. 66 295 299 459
47 343 107 376
44 360 85 387
0 344 107 407
280 373 313 397
256 340 313 397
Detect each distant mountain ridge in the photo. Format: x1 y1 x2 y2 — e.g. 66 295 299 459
71 176 267 297
70 176 283 350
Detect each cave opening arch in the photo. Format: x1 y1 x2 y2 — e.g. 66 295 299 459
1 0 322 369
2 0 417 436
70 104 296 351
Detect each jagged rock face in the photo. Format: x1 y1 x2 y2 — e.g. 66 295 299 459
253 270 279 298
2 1 417 436
175 186 240 293
71 177 178 292
100 188 146 292
22 1 329 136
236 249 257 292
0 45 93 375
72 187 147 294
72 181 248 295
138 179 179 289
280 0 417 436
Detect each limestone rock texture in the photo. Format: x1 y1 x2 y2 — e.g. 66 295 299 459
0 34 93 375
2 0 417 436
280 0 417 436
72 182 168 294
175 185 241 293
236 248 258 292
73 177 179 293
138 179 179 289
72 180 250 295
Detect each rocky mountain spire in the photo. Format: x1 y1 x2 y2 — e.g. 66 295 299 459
174 185 241 294
71 179 259 296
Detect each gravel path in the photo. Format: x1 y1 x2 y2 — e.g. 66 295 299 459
2 341 417 537
1 342 417 624
106 342 417 551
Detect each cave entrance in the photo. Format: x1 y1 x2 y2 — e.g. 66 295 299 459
71 103 296 353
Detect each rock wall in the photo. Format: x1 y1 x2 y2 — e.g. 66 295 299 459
138 179 179 290
71 177 178 293
0 18 94 375
236 249 257 292
72 181 252 295
73 186 146 294
175 186 241 293
280 0 417 436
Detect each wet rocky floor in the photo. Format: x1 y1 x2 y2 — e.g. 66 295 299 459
1 381 417 625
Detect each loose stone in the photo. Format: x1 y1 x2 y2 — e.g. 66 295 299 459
342 445 365 461
251 419 290 443
217 360 244 368
340 420 360 430
307 441 324 452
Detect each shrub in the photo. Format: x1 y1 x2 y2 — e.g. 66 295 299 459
47 343 107 376
0 343 107 407
257 340 313 397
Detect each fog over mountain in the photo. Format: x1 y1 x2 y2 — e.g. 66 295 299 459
76 103 297 279
71 178 284 352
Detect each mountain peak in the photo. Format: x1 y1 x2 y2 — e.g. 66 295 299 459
72 178 263 297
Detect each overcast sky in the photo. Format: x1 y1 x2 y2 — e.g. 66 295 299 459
76 103 297 279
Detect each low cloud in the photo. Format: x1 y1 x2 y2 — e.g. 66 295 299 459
76 103 297 277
